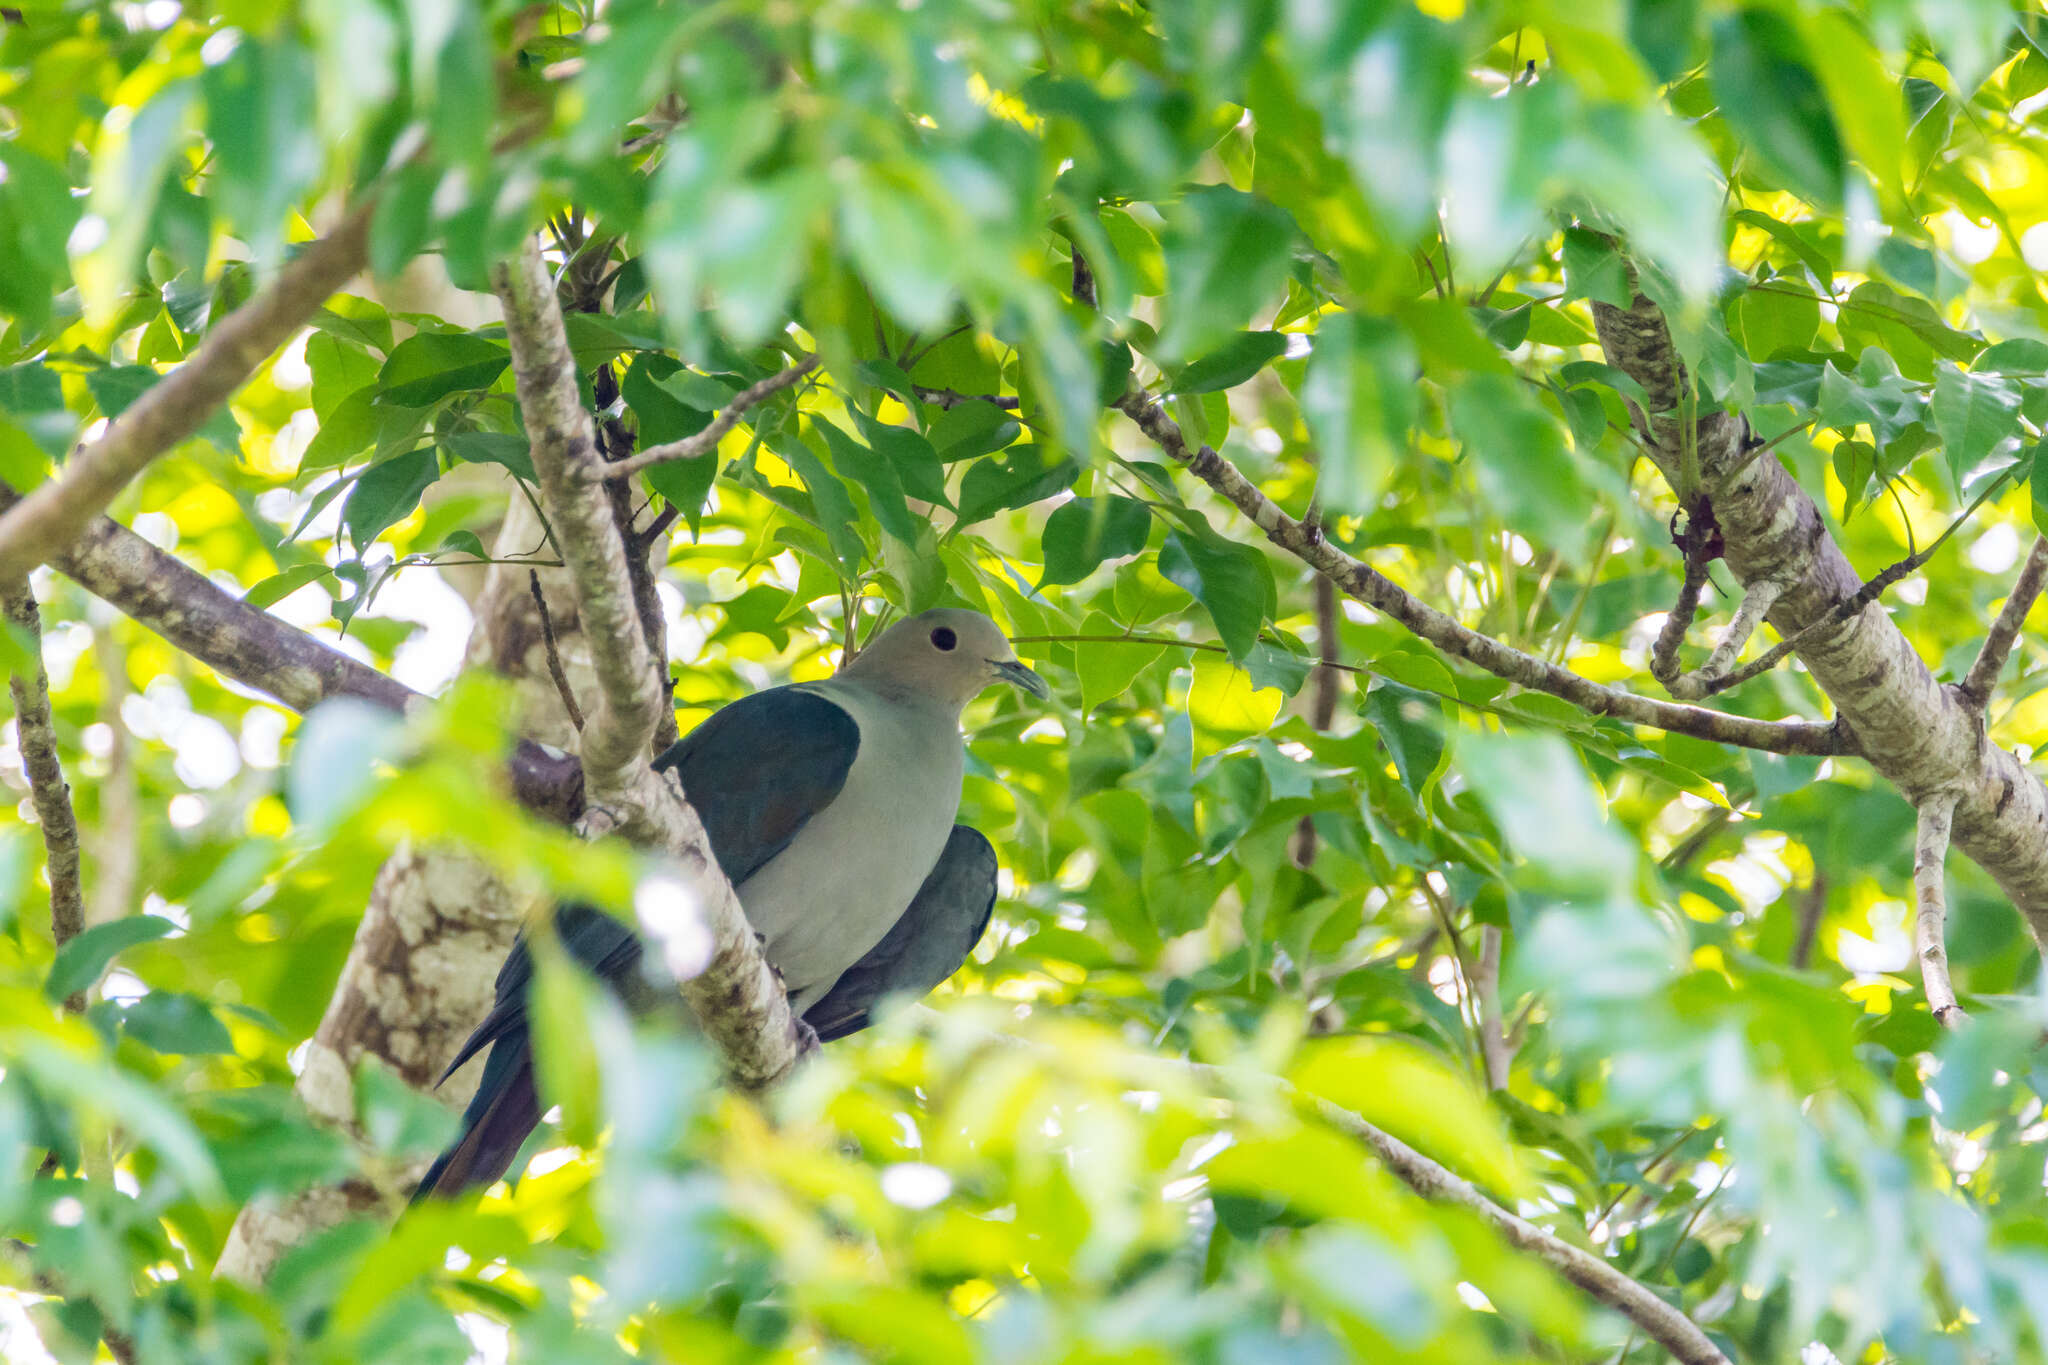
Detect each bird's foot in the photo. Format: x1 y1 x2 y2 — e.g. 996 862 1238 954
793 1015 822 1056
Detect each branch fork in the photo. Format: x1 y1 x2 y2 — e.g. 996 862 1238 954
493 237 812 1092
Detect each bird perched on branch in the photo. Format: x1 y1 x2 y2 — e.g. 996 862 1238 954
413 608 1049 1199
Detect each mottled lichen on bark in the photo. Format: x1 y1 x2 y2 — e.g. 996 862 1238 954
1590 291 2048 942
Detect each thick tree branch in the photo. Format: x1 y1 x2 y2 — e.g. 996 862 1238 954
0 203 375 582
1959 534 2048 713
1914 792 1963 1028
1111 392 1846 757
493 237 809 1091
0 480 583 823
4 582 87 1011
1593 290 2048 944
602 356 818 481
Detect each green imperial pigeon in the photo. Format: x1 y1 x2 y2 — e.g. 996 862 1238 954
414 608 1048 1199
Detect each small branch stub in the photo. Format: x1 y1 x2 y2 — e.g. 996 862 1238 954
1914 792 1964 1029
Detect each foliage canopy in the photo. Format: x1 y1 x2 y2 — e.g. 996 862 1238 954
7 2 2048 1363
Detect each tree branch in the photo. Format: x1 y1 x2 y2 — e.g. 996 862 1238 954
1959 534 2048 713
0 202 375 583
1914 792 1964 1028
601 356 818 482
492 236 810 1091
1110 392 1847 758
1592 288 2048 944
1664 579 1784 701
1192 1064 1731 1365
527 570 585 732
0 480 583 823
4 581 87 1011
1475 924 1514 1092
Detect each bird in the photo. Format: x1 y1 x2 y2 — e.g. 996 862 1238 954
412 607 1049 1200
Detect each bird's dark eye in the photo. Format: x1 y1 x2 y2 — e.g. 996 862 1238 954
931 626 958 651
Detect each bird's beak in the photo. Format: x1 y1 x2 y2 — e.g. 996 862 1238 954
991 658 1050 698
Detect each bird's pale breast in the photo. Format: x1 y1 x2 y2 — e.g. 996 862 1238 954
734 682 965 1011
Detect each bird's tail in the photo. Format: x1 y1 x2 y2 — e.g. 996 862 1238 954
411 1028 540 1204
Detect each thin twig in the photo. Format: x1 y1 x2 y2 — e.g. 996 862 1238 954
4 582 87 1012
914 386 1020 410
1291 573 1342 869
602 356 820 480
1675 467 2018 699
527 571 585 732
1649 554 1712 686
1476 924 1514 1092
1790 874 1826 971
1252 1074 1731 1365
1914 791 1964 1028
0 201 376 582
1959 533 2048 713
1109 391 1848 757
1666 579 1784 700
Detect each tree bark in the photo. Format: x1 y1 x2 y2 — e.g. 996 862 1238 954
1592 293 2048 942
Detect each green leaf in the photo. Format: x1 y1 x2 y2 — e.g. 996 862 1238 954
440 431 536 483
1628 0 1700 83
1732 210 1836 288
851 410 950 506
1159 528 1270 661
816 416 919 546
928 400 1019 463
1975 340 2048 376
46 916 176 1002
1564 229 1630 313
376 333 509 407
1300 313 1416 515
0 147 79 332
1075 611 1165 714
1039 496 1152 588
0 363 73 457
1363 681 1447 796
201 37 319 261
342 448 439 549
1709 8 1845 207
1801 9 1907 211
768 432 865 572
1933 365 2021 485
955 446 1081 525
1157 185 1296 362
1459 732 1635 895
839 167 955 329
1169 332 1289 395
623 355 717 533
286 698 406 830
1448 373 1591 566
123 992 235 1055
244 563 333 609
1736 287 1819 360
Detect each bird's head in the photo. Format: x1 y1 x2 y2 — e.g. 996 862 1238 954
842 608 1049 711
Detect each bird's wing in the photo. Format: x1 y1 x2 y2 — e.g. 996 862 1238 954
417 689 861 1199
802 824 997 1043
655 685 863 886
